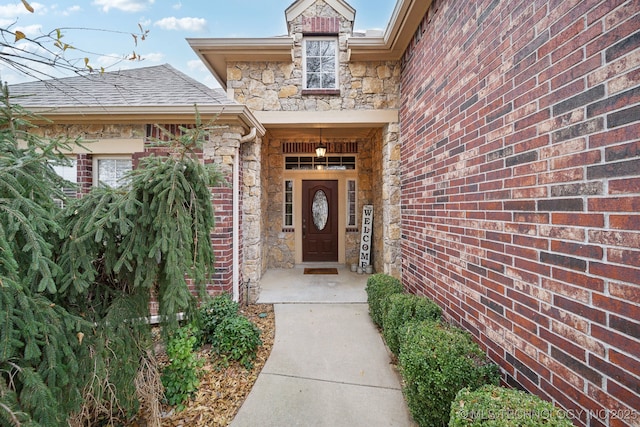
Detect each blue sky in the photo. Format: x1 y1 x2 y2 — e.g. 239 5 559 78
0 0 396 88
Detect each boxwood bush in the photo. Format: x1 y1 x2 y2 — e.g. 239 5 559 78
450 385 572 426
382 293 442 355
399 320 500 427
365 273 404 328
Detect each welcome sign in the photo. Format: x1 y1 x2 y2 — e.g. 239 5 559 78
359 205 373 268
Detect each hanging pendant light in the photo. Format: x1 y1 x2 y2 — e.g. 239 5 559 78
316 128 327 158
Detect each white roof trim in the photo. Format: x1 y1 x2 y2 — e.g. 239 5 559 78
348 0 433 60
22 105 266 134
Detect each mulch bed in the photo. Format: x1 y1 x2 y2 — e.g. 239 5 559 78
132 304 275 426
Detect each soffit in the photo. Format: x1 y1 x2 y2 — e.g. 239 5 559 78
187 37 294 89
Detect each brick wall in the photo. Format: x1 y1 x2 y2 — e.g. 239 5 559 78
399 0 639 426
210 181 235 295
76 153 93 196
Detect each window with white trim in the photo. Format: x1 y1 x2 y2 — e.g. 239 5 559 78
284 180 294 228
94 157 132 188
303 38 338 90
285 155 355 170
51 158 77 207
347 179 357 228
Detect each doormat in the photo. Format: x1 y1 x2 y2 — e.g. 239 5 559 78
304 268 339 275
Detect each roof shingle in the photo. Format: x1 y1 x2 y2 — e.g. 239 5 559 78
8 64 234 108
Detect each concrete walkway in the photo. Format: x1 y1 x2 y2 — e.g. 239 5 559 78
231 265 415 427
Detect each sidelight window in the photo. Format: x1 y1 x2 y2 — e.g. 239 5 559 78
284 180 294 228
347 179 357 228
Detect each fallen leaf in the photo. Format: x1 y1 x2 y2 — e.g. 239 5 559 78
133 304 275 427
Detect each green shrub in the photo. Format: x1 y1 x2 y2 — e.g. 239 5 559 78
382 293 442 355
198 293 239 344
211 315 262 370
449 385 572 426
161 324 204 409
365 273 404 328
399 320 500 427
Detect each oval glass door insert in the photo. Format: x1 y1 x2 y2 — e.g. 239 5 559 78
312 190 329 231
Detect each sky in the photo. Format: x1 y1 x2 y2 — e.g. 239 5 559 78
0 0 397 88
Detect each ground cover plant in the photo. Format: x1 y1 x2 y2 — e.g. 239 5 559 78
161 324 205 409
141 304 275 426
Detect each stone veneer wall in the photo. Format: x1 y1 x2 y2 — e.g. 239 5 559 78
371 125 402 278
227 0 400 112
264 135 296 268
354 133 375 267
31 123 144 140
264 134 374 269
227 0 403 273
241 135 264 301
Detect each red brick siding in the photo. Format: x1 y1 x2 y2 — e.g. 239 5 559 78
400 0 640 425
302 16 341 34
76 154 93 196
209 180 235 296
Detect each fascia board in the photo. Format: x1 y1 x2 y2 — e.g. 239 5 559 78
23 105 266 136
348 0 432 61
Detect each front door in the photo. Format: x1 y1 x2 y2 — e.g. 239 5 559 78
302 180 338 262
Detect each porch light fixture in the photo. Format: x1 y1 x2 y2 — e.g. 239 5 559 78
316 129 327 158
315 142 327 158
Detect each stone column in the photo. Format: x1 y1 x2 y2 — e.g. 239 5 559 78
241 135 263 300
382 122 402 278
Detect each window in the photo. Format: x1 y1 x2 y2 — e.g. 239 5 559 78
347 180 357 228
285 156 356 170
95 158 132 188
52 159 77 195
284 180 294 228
51 158 77 207
304 38 338 90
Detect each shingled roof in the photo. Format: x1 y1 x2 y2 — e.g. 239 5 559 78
8 63 234 108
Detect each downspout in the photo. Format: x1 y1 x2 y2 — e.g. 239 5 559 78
232 127 257 302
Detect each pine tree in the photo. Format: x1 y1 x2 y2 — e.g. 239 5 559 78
0 83 88 426
0 83 221 425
